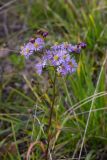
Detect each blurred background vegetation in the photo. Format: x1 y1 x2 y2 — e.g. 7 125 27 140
0 0 107 159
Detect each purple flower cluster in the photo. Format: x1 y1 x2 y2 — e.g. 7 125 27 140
35 42 86 76
20 37 44 59
51 42 86 53
20 36 86 76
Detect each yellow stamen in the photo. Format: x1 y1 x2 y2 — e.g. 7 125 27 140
26 48 29 53
34 42 38 47
63 55 67 59
54 55 59 60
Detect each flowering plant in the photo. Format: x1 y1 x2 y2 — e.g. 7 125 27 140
20 31 86 159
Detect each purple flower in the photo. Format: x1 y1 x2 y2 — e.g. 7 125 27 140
67 42 86 54
51 42 70 51
45 49 70 67
20 42 35 59
33 38 44 51
52 50 68 66
67 44 81 53
78 42 87 49
51 43 61 50
20 37 45 59
35 58 46 75
57 58 77 76
42 31 48 37
67 42 86 53
45 50 53 60
35 63 43 75
51 42 85 54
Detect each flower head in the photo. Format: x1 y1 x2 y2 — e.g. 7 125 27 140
51 42 85 54
33 38 44 51
20 37 45 58
78 42 87 49
35 63 43 75
20 42 34 59
57 58 77 76
35 58 46 75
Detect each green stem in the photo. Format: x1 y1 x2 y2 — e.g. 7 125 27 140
45 70 56 160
